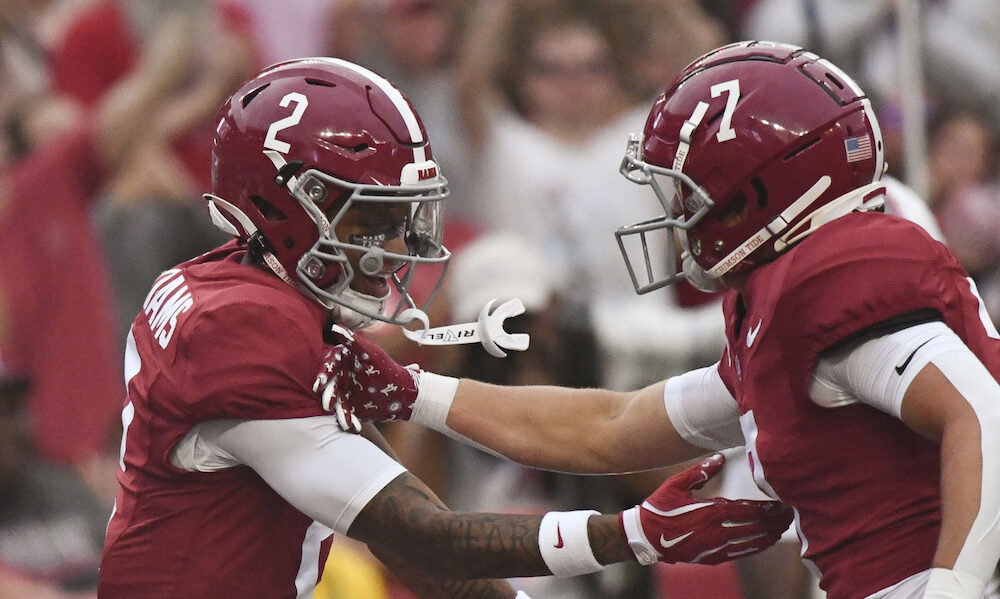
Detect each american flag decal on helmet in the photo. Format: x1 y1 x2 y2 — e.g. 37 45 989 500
844 135 873 162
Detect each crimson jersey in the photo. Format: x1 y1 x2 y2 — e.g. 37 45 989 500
716 212 1000 599
99 241 336 599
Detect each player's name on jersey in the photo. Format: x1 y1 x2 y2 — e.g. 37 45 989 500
143 269 194 349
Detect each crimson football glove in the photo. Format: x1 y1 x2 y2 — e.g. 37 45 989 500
313 331 421 433
619 453 794 565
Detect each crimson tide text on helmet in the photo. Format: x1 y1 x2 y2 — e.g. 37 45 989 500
617 41 886 294
205 57 449 328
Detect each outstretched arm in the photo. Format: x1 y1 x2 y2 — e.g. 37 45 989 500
194 417 790 585
443 379 707 473
359 423 520 598
348 453 791 581
368 546 518 599
320 333 717 474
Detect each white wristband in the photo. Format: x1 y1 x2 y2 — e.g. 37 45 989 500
410 372 459 429
619 506 660 565
924 568 986 599
514 592 533 599
538 510 604 577
409 371 508 459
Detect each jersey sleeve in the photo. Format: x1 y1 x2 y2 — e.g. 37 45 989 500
171 299 329 422
764 213 964 395
663 364 744 450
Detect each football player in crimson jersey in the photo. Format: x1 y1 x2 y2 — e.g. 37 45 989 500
97 57 793 599
327 42 1000 599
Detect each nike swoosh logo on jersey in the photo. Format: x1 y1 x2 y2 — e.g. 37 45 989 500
894 338 935 375
660 531 694 549
554 524 564 549
746 319 762 347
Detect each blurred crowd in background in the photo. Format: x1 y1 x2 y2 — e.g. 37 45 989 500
0 0 997 598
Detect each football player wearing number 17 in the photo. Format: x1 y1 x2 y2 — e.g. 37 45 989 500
326 42 1000 599
97 57 792 599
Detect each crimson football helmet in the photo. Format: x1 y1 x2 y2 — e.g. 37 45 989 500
206 57 449 327
617 41 887 293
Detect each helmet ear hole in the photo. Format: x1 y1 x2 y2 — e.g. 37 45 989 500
751 178 768 210
716 193 748 227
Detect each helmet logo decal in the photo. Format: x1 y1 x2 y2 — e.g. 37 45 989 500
401 160 441 184
844 135 873 162
263 93 310 194
710 79 740 142
675 78 741 173
263 92 308 154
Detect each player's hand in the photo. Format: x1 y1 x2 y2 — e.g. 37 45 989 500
313 331 422 433
619 453 794 565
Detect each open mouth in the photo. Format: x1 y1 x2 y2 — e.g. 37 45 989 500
356 273 391 298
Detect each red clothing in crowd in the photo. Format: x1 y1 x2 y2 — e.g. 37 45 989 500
0 126 122 463
49 0 138 109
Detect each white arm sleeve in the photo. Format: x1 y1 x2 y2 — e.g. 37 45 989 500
813 321 1000 587
810 321 958 416
663 364 744 450
171 417 406 535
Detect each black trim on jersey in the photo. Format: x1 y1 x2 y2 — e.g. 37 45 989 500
821 308 943 357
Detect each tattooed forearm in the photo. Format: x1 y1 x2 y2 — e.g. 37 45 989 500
350 472 632 580
433 577 517 599
588 515 634 564
369 543 517 599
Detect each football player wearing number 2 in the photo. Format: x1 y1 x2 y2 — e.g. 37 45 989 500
97 58 792 599
328 42 1000 599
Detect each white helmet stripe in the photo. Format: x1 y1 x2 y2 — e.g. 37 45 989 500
306 57 426 163
860 97 885 183
814 57 885 183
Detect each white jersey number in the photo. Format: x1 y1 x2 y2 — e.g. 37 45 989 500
118 329 142 472
968 277 1000 339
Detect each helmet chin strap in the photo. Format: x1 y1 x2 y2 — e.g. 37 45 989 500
698 179 889 281
773 181 886 252
682 252 726 293
330 287 388 330
330 249 395 329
